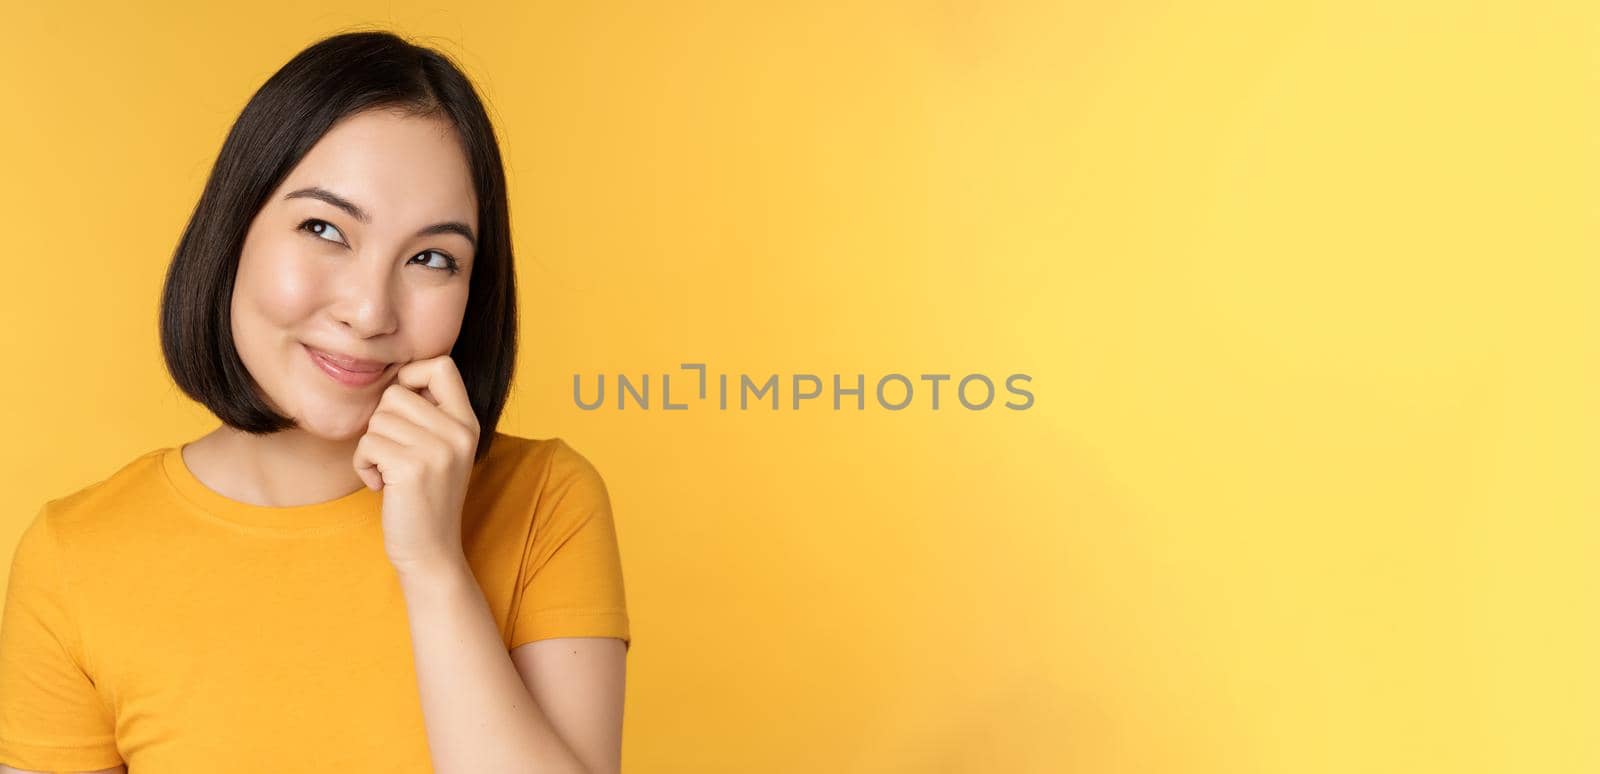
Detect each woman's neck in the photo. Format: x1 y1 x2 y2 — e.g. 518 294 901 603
181 425 369 507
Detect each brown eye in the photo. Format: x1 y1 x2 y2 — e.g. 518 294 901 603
298 218 346 245
412 250 461 275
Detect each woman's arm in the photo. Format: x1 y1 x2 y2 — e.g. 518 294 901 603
396 555 610 774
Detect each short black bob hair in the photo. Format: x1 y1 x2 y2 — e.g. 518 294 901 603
160 29 516 463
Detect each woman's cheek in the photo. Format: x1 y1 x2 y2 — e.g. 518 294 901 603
246 248 326 326
407 291 470 359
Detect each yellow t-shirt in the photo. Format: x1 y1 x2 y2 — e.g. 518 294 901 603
0 431 630 772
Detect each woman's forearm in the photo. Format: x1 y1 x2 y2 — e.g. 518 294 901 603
395 553 591 774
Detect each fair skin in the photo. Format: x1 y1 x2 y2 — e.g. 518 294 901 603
0 107 624 774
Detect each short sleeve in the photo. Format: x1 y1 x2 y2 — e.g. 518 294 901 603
0 504 123 771
507 441 632 653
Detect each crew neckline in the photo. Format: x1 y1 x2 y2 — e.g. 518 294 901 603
159 443 380 532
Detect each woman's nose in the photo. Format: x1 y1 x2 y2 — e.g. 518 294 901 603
328 257 399 337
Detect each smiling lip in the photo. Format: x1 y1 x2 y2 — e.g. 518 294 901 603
304 344 391 387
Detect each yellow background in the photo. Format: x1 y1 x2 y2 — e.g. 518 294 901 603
1 1 1593 771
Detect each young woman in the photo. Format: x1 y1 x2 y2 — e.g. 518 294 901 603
0 30 630 774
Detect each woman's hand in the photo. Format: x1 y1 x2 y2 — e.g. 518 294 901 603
353 355 481 575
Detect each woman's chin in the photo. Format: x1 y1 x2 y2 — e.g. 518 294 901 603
292 405 378 441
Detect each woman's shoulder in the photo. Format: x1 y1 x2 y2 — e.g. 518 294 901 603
26 445 175 545
474 432 610 514
39 447 172 517
483 431 601 477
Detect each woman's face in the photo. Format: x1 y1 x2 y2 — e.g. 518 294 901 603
231 107 478 441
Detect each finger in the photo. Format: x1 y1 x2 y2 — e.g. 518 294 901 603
375 384 477 456
352 429 408 491
393 357 477 430
376 382 462 438
366 408 435 451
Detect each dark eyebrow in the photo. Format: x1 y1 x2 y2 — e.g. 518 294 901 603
414 221 477 250
285 186 370 223
284 186 477 250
